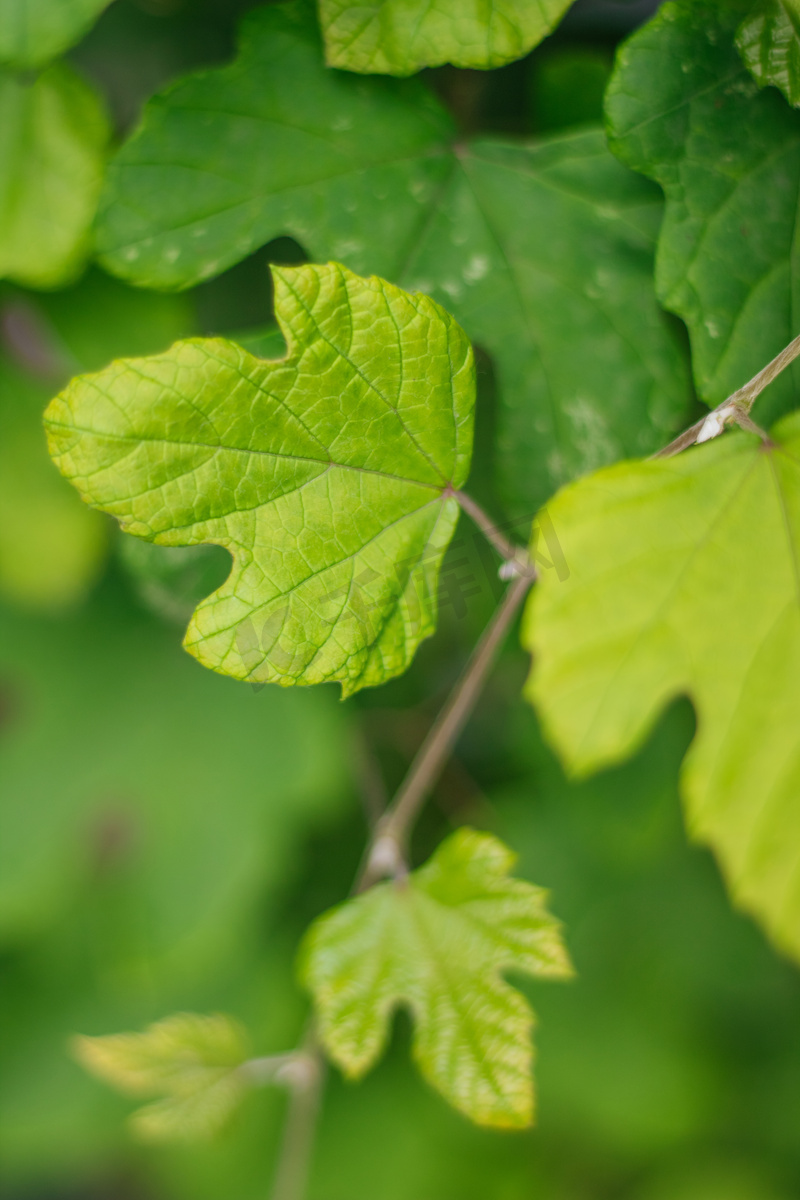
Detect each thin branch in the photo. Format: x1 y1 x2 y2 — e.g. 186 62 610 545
453 489 524 563
359 571 535 890
656 332 800 458
267 529 537 1195
269 1043 325 1200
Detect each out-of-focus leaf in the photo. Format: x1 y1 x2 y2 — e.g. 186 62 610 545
45 262 474 696
301 828 572 1128
524 414 800 962
606 0 800 425
0 63 109 288
0 0 112 68
319 0 572 75
738 0 800 107
73 1013 250 1141
95 1 690 515
0 271 194 611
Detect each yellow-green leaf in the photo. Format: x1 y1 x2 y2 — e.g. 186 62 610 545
301 828 572 1128
319 0 573 75
0 63 109 289
524 415 800 961
72 1013 249 1142
45 262 474 696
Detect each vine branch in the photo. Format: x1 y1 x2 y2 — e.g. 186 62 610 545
359 568 535 890
269 492 537 1198
656 332 800 458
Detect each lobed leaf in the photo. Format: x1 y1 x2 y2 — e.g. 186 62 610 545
94 1 689 515
45 262 474 696
738 0 800 107
319 0 573 75
606 0 800 426
301 828 573 1128
0 0 111 68
0 63 109 288
73 1013 250 1141
523 414 800 961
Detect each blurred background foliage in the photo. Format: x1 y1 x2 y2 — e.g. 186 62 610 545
4 1 800 1198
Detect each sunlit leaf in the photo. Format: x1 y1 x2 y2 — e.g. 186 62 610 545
73 1013 250 1141
0 63 109 288
606 0 800 426
319 0 572 75
301 828 572 1128
738 0 800 107
45 262 474 695
95 1 689 515
523 414 800 961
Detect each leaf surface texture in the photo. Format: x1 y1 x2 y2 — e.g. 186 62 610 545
524 415 800 960
301 828 572 1127
606 0 800 425
319 0 572 74
45 262 474 695
94 1 689 515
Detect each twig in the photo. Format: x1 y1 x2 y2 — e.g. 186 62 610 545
359 571 535 890
656 332 800 458
269 1043 325 1200
453 489 524 563
268 522 537 1196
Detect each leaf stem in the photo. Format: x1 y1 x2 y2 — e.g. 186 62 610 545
268 516 536 1196
454 488 524 563
359 571 535 890
656 332 800 458
268 1042 325 1200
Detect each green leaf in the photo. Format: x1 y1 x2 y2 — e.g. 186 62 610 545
95 1 690 515
0 341 106 610
94 2 455 290
0 63 109 289
300 828 573 1128
72 1014 250 1141
401 131 689 516
319 0 572 75
523 414 800 961
0 0 111 68
606 0 800 425
45 262 474 695
738 0 800 107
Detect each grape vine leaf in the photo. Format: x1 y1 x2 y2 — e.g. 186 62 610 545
738 0 800 107
300 828 573 1128
523 414 800 961
318 0 573 75
0 0 111 68
73 1014 250 1141
400 132 689 516
606 0 800 426
45 262 474 695
0 63 109 288
94 1 689 515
